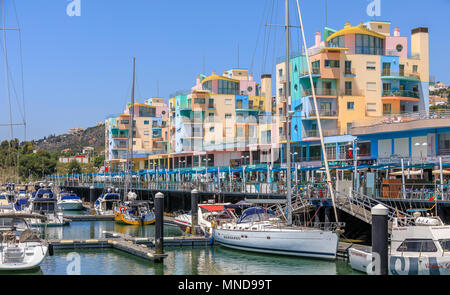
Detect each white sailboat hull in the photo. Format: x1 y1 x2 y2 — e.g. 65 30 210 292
213 227 339 260
0 243 48 271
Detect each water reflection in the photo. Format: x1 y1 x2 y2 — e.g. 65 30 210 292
40 221 184 240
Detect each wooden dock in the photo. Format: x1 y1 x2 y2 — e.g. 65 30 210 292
103 231 211 247
64 215 115 221
48 237 167 262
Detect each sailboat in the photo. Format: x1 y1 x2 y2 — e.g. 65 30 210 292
0 213 50 270
212 0 343 260
113 58 155 226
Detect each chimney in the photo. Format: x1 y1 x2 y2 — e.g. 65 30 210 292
344 21 351 29
249 73 253 81
394 26 400 37
315 31 321 46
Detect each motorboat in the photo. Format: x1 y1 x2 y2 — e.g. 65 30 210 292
0 194 14 213
0 191 15 205
0 213 50 271
349 211 450 275
114 200 155 226
174 202 239 236
212 207 342 260
57 191 83 211
94 193 121 215
25 189 66 227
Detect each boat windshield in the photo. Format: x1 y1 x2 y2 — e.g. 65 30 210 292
0 218 27 231
33 202 55 213
396 239 438 252
61 195 80 201
236 207 276 224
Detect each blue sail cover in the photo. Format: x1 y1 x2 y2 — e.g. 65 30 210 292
14 199 29 211
34 190 56 202
236 207 276 224
101 193 120 201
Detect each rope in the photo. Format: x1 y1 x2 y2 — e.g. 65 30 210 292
305 205 322 226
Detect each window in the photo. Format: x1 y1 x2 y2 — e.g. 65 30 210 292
121 120 129 124
194 98 205 104
225 113 232 119
202 80 212 91
225 99 232 105
144 120 149 125
347 102 354 110
208 113 214 122
366 82 376 91
438 133 450 155
367 103 377 112
440 239 450 251
347 123 353 134
397 239 437 252
208 98 214 108
355 34 384 55
279 69 283 77
413 65 418 73
366 62 376 70
326 144 337 160
413 105 419 112
344 61 352 75
209 127 214 132
345 81 352 95
325 60 340 68
278 88 283 96
328 35 345 48
218 80 239 95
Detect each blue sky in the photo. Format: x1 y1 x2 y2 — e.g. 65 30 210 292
0 0 448 141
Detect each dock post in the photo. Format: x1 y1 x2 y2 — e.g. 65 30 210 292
155 192 165 263
371 204 388 275
191 189 199 235
89 186 95 208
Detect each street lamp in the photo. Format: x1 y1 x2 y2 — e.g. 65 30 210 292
349 142 360 193
415 142 428 179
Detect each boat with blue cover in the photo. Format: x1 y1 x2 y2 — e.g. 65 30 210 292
24 189 66 227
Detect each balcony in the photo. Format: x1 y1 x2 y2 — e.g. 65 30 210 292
340 89 364 96
381 69 421 81
302 129 338 138
299 68 321 79
301 88 337 97
307 109 338 118
382 90 420 101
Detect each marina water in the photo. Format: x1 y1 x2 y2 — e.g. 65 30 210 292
3 212 359 275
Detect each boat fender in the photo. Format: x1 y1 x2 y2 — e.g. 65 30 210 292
48 244 54 256
209 236 214 245
186 226 191 234
211 220 215 228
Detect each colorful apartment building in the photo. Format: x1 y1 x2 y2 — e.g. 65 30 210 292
162 69 274 170
275 20 430 165
105 99 169 172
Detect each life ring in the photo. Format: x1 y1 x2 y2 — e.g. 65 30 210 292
119 206 126 213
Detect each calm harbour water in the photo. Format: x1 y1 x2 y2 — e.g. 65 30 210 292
6 211 361 275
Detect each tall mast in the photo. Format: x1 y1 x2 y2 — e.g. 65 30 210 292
126 57 136 198
285 0 292 225
295 0 339 223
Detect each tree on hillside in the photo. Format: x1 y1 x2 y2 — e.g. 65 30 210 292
67 159 82 174
19 149 57 180
93 155 105 168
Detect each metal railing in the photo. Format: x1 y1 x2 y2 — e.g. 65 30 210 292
382 90 420 99
308 109 337 117
302 88 337 97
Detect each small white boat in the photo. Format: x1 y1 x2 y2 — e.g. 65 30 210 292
213 207 342 260
174 203 237 235
349 212 450 275
94 193 121 215
57 191 83 211
0 213 49 271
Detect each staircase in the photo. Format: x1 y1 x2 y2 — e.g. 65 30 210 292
3 247 24 263
333 189 415 231
268 192 314 222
